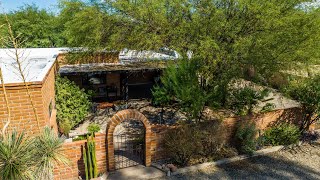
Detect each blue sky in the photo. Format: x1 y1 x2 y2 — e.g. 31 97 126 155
1 0 60 12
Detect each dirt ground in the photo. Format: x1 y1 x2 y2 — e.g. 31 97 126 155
155 142 320 180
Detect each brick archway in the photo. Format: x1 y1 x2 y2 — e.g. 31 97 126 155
106 109 152 171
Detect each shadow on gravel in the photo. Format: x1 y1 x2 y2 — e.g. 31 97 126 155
214 155 320 180
169 155 320 180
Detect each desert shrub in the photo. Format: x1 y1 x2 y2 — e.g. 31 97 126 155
163 122 232 166
55 76 92 135
228 86 269 116
268 72 289 90
0 128 68 180
198 122 227 157
0 131 37 180
264 123 301 146
235 122 257 155
163 125 202 166
87 123 100 134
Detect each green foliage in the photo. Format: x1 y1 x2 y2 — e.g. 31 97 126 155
264 123 301 146
58 0 111 48
228 86 270 116
152 59 208 121
87 123 101 134
104 0 320 83
0 5 65 47
0 128 68 180
34 127 69 179
83 134 98 179
286 75 320 130
55 76 92 135
0 131 36 180
235 122 257 155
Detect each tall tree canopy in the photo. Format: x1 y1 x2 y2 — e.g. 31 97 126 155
104 0 320 82
0 5 65 47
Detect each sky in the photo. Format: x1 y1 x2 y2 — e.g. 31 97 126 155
1 0 60 12
1 0 319 13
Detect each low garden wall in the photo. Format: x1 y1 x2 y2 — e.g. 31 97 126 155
54 133 107 180
54 107 306 179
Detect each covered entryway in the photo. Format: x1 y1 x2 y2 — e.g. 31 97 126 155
107 109 152 171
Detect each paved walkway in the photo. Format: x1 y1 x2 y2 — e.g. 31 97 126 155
108 165 165 180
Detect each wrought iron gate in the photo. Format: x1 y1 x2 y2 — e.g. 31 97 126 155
114 133 145 170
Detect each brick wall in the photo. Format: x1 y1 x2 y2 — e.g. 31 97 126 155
52 107 305 179
41 64 58 133
149 107 305 161
0 63 57 135
54 133 107 180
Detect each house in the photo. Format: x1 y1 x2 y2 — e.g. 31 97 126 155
58 49 178 102
0 48 63 135
0 47 176 134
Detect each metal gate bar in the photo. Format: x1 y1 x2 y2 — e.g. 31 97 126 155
114 133 144 170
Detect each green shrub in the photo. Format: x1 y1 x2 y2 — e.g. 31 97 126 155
264 123 301 146
228 86 269 116
55 76 92 135
235 122 257 155
87 123 100 134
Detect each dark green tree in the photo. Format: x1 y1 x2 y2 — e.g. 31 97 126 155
153 59 207 122
0 5 65 47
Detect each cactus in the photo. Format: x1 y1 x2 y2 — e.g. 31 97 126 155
83 133 98 179
83 145 89 180
92 142 98 177
87 135 93 179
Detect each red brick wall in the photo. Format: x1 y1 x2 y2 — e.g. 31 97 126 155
149 108 304 161
54 133 107 180
0 63 57 135
41 64 58 133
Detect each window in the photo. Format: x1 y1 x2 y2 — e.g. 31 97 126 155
49 100 53 118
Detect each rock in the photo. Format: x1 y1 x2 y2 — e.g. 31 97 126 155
167 164 178 172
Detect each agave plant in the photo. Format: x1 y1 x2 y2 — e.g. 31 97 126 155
34 127 69 180
0 131 37 180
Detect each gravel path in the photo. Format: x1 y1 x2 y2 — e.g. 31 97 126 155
155 142 320 180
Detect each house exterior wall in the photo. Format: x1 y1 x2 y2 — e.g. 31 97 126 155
0 63 57 135
41 64 58 132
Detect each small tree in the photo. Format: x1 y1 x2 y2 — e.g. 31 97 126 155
227 86 270 116
55 76 91 135
152 59 207 122
287 75 320 131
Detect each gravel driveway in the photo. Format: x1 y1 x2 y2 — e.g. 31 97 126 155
155 142 320 180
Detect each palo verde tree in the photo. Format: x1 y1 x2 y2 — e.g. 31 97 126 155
103 0 320 83
286 75 320 131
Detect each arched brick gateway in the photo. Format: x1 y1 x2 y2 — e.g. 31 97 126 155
106 109 152 171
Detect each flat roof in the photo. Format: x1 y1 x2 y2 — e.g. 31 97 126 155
59 61 172 74
0 48 67 85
